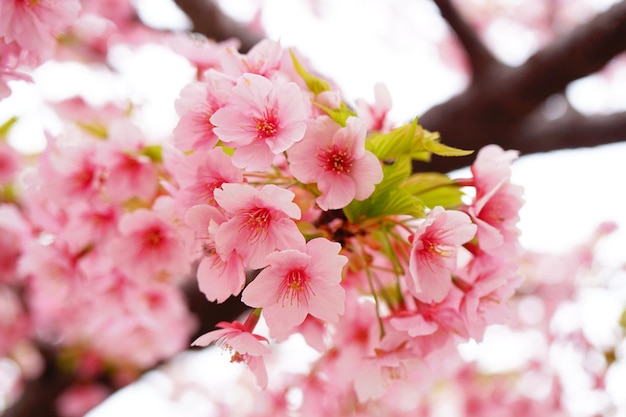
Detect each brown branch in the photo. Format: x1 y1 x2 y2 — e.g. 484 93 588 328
432 0 502 78
172 0 263 52
419 0 626 173
513 111 626 154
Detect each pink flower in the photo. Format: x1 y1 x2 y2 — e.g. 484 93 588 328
407 207 476 303
219 39 283 78
287 116 383 210
169 147 243 213
192 320 271 389
185 204 246 303
173 74 231 152
109 209 190 280
100 122 158 204
210 73 309 171
355 83 393 132
0 142 20 185
465 144 524 254
39 139 105 207
0 0 81 54
167 32 239 75
213 183 305 269
242 238 347 335
0 286 30 357
459 263 522 340
56 384 110 417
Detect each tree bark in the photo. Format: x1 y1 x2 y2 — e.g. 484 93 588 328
419 0 626 173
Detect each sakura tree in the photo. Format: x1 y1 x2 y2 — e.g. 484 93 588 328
1 1 625 417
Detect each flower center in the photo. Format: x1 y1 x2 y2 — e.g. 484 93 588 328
253 108 278 140
278 269 312 307
239 207 271 242
146 228 163 246
317 145 353 174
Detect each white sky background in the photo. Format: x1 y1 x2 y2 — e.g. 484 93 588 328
1 0 625 415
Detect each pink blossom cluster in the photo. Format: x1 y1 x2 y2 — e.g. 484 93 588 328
0 3 622 417
0 7 581 414
164 39 526 396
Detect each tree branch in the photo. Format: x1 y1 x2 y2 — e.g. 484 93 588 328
432 0 502 78
419 0 626 173
172 0 263 52
514 110 626 154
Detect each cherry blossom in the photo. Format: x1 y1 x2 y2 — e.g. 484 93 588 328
464 144 524 254
185 204 246 302
173 74 232 152
407 207 477 303
0 0 81 55
356 83 393 132
210 73 309 171
192 320 271 389
167 147 243 214
242 237 347 335
109 207 190 280
213 183 304 269
287 116 383 210
219 39 283 78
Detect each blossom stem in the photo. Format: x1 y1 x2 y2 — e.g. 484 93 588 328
356 237 386 338
242 308 263 331
453 177 474 187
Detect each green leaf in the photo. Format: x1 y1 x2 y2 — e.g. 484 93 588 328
344 188 424 223
313 101 356 127
401 172 464 208
0 117 18 139
421 130 473 157
343 157 424 222
365 118 473 161
290 49 331 96
365 122 417 160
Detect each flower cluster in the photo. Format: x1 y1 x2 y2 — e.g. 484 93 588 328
168 39 525 395
0 7 527 412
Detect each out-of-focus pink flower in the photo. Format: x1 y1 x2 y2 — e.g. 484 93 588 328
0 204 30 281
0 286 30 357
355 83 393 132
168 147 243 213
287 116 383 210
459 263 522 341
408 207 476 303
100 123 158 204
39 139 105 207
0 67 32 99
465 144 523 254
56 383 110 417
167 32 239 75
242 238 347 335
219 39 283 78
211 73 309 171
86 279 195 368
192 320 271 389
109 209 190 280
213 183 304 269
0 0 81 55
0 142 20 185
